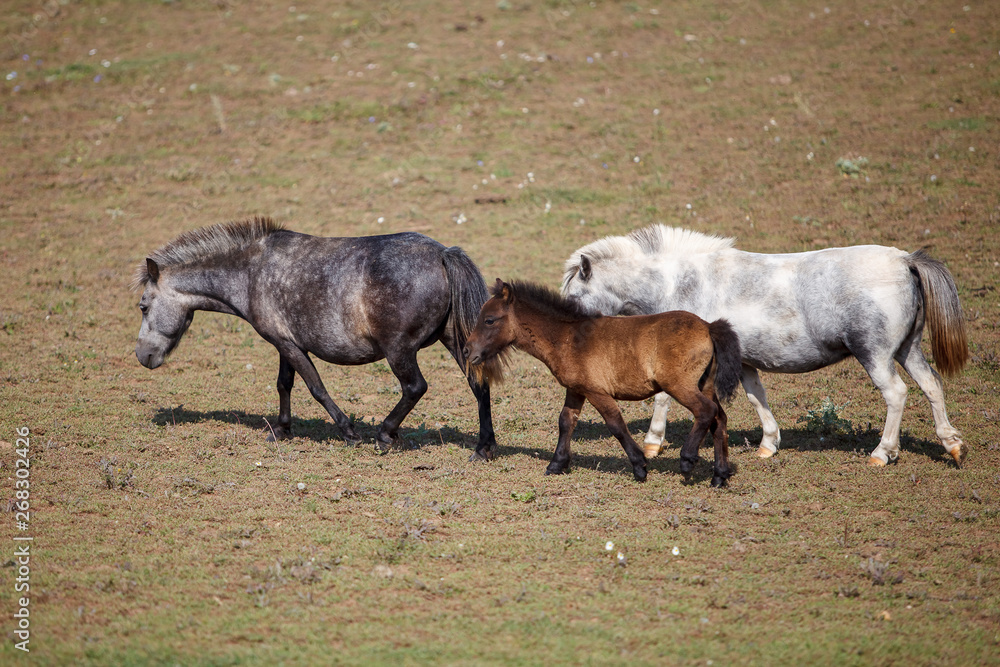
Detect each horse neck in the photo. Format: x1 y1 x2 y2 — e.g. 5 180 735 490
509 303 577 371
171 260 251 319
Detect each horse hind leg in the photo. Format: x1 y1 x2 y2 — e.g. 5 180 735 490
897 331 965 466
676 391 717 480
741 366 781 458
708 399 733 488
642 392 671 458
860 355 908 466
440 329 497 462
378 348 429 452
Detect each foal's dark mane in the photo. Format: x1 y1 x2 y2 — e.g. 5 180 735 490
495 280 597 322
131 217 282 289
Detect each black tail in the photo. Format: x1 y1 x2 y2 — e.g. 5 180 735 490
906 250 968 377
708 319 742 402
441 246 506 385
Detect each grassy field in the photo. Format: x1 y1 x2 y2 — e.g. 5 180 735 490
2 0 999 663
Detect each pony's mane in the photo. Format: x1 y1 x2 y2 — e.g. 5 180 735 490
562 224 735 280
131 217 282 289
496 280 596 322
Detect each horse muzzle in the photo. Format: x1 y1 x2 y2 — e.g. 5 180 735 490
135 342 164 369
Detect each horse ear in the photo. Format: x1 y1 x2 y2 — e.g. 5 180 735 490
579 255 592 282
146 258 160 283
500 281 514 303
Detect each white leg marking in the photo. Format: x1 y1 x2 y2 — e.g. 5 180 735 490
643 392 671 455
742 366 781 456
898 336 966 464
867 365 908 464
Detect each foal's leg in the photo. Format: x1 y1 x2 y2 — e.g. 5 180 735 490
896 331 966 466
642 392 672 457
586 393 648 483
279 346 361 444
268 355 295 441
673 389 718 479
741 366 782 458
546 390 585 476
378 348 429 452
708 398 732 488
859 355 909 466
440 332 498 462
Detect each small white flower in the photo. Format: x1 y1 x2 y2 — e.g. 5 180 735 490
297 482 306 490
671 546 680 556
255 461 262 467
633 156 640 163
377 216 385 224
407 42 418 49
246 363 253 370
653 108 660 115
605 541 614 551
616 551 626 564
751 502 760 509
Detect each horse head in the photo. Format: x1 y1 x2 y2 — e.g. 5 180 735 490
463 278 517 367
561 254 633 316
134 258 195 369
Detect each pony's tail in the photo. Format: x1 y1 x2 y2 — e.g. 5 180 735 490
441 246 507 386
907 250 968 377
708 318 742 402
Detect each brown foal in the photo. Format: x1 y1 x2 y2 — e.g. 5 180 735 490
464 280 742 486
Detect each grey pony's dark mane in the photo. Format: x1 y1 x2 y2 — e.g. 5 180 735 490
496 280 597 322
131 216 283 289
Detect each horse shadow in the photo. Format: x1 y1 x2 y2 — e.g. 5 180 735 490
151 405 478 449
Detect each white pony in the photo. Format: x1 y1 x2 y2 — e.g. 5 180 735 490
562 225 969 467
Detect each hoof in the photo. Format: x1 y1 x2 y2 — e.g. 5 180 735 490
867 456 887 467
711 475 728 488
643 443 663 459
545 464 569 476
679 457 698 477
468 449 494 463
633 466 648 483
756 446 774 459
266 426 291 442
949 443 967 468
374 434 396 453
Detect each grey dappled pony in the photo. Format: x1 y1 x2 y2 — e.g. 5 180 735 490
562 225 968 467
133 217 504 459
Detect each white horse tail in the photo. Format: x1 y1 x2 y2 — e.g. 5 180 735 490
907 250 968 377
708 318 742 402
442 246 507 386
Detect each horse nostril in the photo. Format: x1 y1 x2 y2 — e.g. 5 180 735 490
462 346 470 358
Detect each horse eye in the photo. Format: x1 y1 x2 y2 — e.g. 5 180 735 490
484 317 495 326
139 304 148 314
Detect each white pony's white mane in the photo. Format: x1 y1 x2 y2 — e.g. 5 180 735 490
563 224 735 278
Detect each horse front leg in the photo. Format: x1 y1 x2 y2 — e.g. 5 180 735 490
268 356 295 441
280 346 361 445
546 390 585 476
642 392 671 457
587 393 647 483
741 365 781 458
378 350 428 452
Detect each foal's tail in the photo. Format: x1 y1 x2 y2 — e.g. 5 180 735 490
441 246 507 385
907 250 968 377
708 319 742 402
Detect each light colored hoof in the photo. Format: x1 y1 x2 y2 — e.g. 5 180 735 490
643 443 662 459
868 456 887 467
756 446 774 459
949 443 967 467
